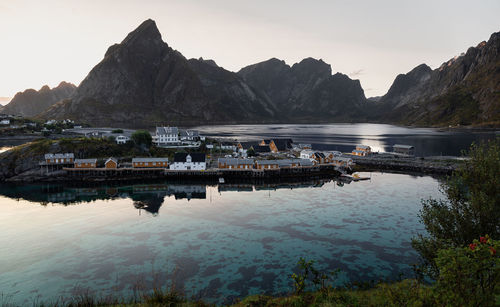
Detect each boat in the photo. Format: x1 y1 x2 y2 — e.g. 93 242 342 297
340 173 370 182
219 177 225 184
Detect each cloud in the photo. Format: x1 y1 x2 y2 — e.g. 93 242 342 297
348 69 364 77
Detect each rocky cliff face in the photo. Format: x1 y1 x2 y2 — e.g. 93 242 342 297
378 31 500 126
1 82 76 117
238 58 367 121
41 19 276 127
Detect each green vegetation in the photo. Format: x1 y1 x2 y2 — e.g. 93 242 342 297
412 138 500 277
112 129 124 133
131 130 152 148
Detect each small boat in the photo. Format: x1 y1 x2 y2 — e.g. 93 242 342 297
340 173 370 182
219 177 225 184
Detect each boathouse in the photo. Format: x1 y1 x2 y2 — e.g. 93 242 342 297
74 158 97 168
44 153 74 164
393 144 415 156
170 153 206 170
105 157 118 169
255 160 280 169
218 158 254 169
312 152 326 164
132 157 169 168
352 145 372 156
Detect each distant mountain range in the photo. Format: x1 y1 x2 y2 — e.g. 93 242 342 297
1 82 76 117
2 19 498 127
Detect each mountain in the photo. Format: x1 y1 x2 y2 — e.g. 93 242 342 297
378 31 500 126
1 82 76 117
238 58 367 121
41 19 276 127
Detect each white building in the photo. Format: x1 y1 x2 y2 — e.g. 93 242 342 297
300 149 315 160
0 119 10 125
115 135 130 144
45 119 57 125
179 129 200 142
169 153 206 170
153 126 179 146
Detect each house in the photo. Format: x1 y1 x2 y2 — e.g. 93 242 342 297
44 153 74 164
352 145 372 156
323 151 342 163
218 142 237 152
45 119 57 125
312 152 326 164
0 119 10 125
85 131 105 138
255 160 280 169
393 144 415 156
179 129 200 142
276 159 302 168
260 139 293 153
132 157 169 168
105 157 118 169
300 149 315 160
153 126 179 145
254 145 272 154
115 135 130 144
170 153 206 170
74 158 97 168
218 158 254 169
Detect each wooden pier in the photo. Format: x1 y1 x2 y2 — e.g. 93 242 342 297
62 164 342 181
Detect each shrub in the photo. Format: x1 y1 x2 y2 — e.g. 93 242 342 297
434 236 499 306
412 138 500 276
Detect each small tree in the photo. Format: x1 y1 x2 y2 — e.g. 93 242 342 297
412 138 500 277
112 129 124 133
247 147 256 157
131 130 152 148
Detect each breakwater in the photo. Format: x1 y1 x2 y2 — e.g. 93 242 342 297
352 154 461 175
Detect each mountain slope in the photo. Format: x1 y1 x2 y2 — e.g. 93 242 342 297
238 58 367 121
41 19 276 127
1 82 76 117
378 31 500 126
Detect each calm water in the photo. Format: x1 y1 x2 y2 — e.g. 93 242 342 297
0 173 443 305
194 123 498 156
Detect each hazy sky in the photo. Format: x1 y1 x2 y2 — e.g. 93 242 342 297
0 0 499 100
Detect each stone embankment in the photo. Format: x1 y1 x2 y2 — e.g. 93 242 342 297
352 154 462 175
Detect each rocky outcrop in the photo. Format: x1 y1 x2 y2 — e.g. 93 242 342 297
1 82 76 117
238 57 367 121
41 19 276 127
378 31 500 126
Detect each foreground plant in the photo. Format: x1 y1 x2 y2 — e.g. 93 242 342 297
412 138 500 277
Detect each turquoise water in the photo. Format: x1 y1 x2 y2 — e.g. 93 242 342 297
0 172 443 305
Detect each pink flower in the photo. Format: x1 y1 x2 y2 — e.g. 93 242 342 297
489 247 496 255
480 237 487 244
469 243 477 250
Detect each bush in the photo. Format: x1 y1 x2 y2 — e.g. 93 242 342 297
112 129 124 133
434 236 499 306
412 138 500 276
131 130 152 148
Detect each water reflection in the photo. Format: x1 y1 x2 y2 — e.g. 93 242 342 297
0 174 443 305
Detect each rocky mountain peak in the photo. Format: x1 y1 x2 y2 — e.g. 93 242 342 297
291 57 332 77
121 19 163 46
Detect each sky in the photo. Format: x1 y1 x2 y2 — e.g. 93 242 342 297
0 0 499 101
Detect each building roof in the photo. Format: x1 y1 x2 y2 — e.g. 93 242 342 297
218 158 254 165
314 152 326 158
179 129 199 137
156 126 179 136
356 145 371 150
393 144 415 149
173 152 206 163
238 141 260 150
255 160 280 165
45 153 74 159
74 158 97 163
132 157 169 163
105 157 118 164
272 139 293 151
352 150 366 154
254 145 271 153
